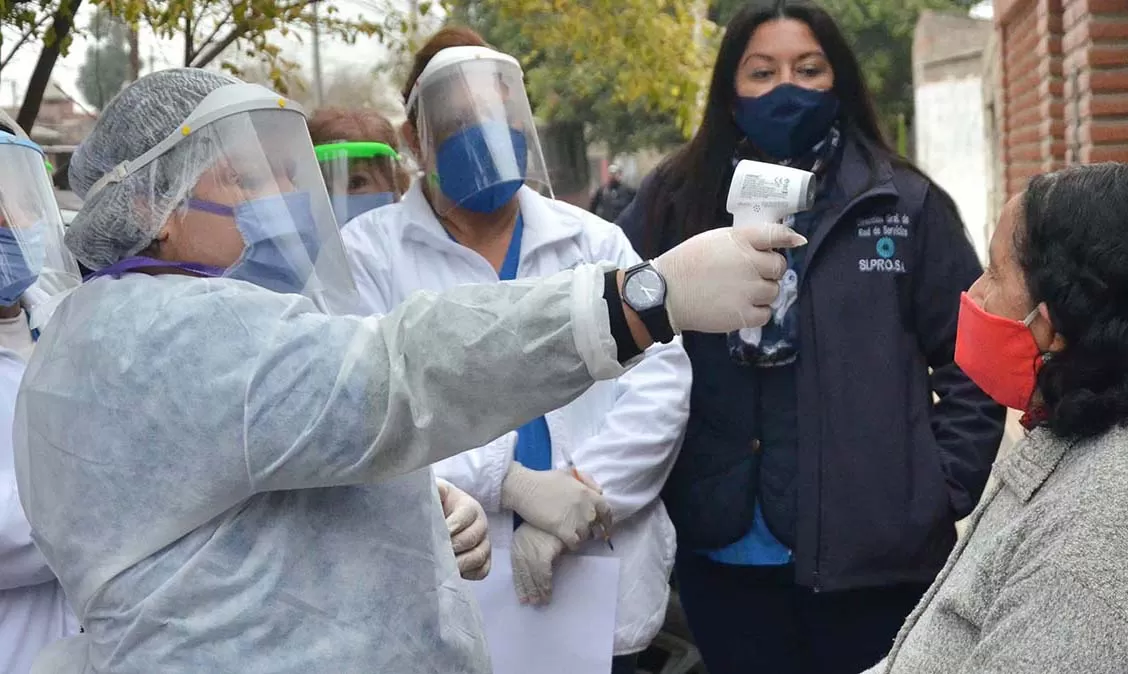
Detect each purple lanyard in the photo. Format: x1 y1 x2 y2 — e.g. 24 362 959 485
83 256 228 282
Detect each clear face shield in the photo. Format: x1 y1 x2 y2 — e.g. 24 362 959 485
314 141 401 225
84 84 360 315
408 49 552 217
0 133 81 308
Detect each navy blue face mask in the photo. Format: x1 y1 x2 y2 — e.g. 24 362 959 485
331 192 396 226
188 191 322 295
435 121 528 214
0 225 43 305
735 84 840 160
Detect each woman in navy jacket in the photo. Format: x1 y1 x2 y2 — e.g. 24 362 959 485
617 3 1005 673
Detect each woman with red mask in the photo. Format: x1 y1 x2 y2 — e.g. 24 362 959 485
866 162 1128 673
615 2 1006 672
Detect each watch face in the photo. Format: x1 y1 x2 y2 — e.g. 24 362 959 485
624 267 665 310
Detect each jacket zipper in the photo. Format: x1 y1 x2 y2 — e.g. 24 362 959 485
804 189 886 594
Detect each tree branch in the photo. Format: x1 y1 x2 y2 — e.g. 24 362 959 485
0 14 53 71
190 0 315 68
192 7 234 58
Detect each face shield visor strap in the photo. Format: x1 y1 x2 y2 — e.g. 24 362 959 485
82 83 305 201
314 142 401 224
409 51 553 217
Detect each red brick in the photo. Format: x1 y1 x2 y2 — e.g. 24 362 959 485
1010 122 1045 143
1008 141 1043 161
1088 44 1128 67
1085 92 1128 117
1089 17 1128 41
1083 119 1128 143
1011 104 1043 129
998 0 1035 25
1088 69 1128 92
1038 77 1066 97
1040 119 1067 138
1088 0 1128 12
1083 144 1128 162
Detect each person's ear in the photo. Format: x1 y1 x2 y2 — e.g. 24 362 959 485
1036 304 1067 354
401 120 422 159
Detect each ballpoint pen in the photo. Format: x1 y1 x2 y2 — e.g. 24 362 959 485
558 446 614 551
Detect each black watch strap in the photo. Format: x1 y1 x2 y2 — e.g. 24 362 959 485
603 269 643 364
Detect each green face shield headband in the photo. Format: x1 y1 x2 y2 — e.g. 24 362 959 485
313 141 400 163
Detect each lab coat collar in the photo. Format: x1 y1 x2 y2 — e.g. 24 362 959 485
399 183 583 271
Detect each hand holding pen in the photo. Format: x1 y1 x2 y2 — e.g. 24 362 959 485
558 447 614 551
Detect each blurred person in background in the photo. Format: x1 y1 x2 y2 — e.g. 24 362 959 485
0 111 83 360
342 27 692 674
590 163 637 223
0 112 81 674
868 162 1128 673
308 107 411 226
617 2 1005 672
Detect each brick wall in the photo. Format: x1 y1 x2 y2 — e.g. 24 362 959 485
990 0 1128 208
1063 0 1128 163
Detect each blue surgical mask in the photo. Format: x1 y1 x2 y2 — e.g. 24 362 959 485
735 84 840 160
0 225 43 306
188 191 322 295
331 192 396 226
435 122 528 214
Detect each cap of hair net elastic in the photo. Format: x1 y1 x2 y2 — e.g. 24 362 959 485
66 67 241 270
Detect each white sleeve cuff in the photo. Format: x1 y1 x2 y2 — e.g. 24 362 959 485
570 263 630 381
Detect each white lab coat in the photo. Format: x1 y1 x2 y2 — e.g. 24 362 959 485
15 265 630 673
342 184 691 654
0 348 78 673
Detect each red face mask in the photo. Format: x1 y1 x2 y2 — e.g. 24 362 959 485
954 292 1045 411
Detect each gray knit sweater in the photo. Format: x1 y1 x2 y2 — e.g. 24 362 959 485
865 426 1128 673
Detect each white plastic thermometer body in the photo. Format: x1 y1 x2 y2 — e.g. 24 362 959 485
725 160 816 344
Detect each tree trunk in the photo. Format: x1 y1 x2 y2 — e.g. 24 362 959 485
128 25 140 80
17 0 83 131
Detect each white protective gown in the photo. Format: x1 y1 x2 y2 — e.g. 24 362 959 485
14 265 626 673
0 348 78 673
343 184 689 654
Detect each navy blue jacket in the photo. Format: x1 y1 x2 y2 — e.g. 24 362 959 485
617 138 1006 591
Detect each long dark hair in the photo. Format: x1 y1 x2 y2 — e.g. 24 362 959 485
639 0 910 257
1017 163 1128 440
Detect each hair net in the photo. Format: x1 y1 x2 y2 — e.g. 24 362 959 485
66 68 241 270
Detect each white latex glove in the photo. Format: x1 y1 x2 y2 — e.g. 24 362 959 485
511 523 567 605
500 464 612 550
436 478 491 581
653 224 807 334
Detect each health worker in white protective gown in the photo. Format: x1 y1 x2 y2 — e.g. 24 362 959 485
0 113 82 673
15 68 804 674
343 41 689 672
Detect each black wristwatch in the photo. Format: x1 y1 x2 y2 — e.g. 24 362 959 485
621 261 675 344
